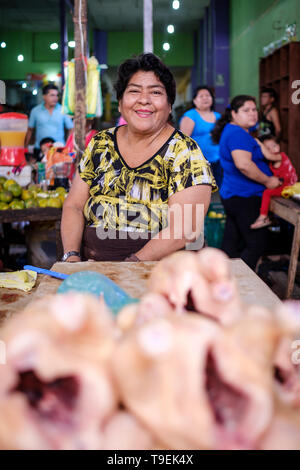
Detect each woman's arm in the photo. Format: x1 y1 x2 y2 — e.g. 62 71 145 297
61 171 90 262
25 128 34 148
231 150 281 189
269 108 282 139
135 185 211 261
255 139 281 162
179 116 195 136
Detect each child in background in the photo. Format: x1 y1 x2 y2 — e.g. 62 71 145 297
36 137 55 163
251 135 297 229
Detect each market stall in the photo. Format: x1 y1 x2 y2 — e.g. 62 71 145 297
270 196 300 298
0 249 299 451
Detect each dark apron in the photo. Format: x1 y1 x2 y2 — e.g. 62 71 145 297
82 226 153 261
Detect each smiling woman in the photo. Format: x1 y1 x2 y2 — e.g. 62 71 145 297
61 53 217 262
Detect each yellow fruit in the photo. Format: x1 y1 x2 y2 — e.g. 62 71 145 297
59 194 66 205
0 202 9 210
55 187 67 195
27 184 41 198
9 200 25 210
21 189 33 201
38 199 48 208
28 184 41 192
208 211 217 218
0 190 13 203
0 176 7 185
0 183 3 192
25 199 38 209
3 179 16 190
216 213 224 218
47 197 62 208
9 183 22 198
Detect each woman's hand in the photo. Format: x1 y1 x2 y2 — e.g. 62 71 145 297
265 176 281 189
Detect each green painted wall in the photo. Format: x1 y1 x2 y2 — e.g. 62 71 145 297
0 30 60 81
107 31 194 67
0 30 92 81
230 0 300 98
0 29 193 81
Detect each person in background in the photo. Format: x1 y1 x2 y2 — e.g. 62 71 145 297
61 53 216 263
211 95 281 271
180 86 222 187
64 119 98 154
251 135 298 229
259 87 281 140
36 137 55 163
25 84 74 160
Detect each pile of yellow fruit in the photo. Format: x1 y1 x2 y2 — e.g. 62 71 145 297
207 210 225 219
0 176 67 210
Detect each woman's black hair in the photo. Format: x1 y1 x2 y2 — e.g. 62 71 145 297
261 87 278 102
211 95 256 144
114 53 176 106
258 134 277 143
193 86 215 111
39 137 55 147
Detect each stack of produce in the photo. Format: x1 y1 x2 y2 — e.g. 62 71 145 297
0 248 299 450
0 176 67 210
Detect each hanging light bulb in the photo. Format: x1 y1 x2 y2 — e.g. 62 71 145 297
68 41 75 48
22 83 27 89
32 89 38 95
50 43 59 50
172 0 180 10
1 42 6 48
167 25 175 34
163 42 170 51
17 54 24 62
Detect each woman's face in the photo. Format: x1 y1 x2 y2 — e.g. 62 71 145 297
193 89 213 111
261 92 273 107
264 139 280 154
231 101 258 130
119 71 171 134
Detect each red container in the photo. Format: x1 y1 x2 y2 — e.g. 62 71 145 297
0 112 28 166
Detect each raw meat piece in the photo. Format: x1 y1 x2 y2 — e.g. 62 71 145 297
0 293 118 450
272 302 300 407
148 249 241 325
260 402 300 450
113 311 276 450
102 411 160 450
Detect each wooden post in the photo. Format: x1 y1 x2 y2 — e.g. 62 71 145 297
73 0 87 165
143 0 153 53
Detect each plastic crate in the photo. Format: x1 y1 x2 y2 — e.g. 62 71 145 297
204 202 226 248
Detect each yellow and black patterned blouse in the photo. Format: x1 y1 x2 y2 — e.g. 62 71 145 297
78 127 217 234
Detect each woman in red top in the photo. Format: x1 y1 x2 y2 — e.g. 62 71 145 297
251 135 298 229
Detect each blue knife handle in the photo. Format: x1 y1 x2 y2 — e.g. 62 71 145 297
23 265 69 280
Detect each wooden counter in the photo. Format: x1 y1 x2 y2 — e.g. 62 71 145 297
0 259 281 326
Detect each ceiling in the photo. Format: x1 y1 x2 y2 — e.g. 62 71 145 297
0 0 210 33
